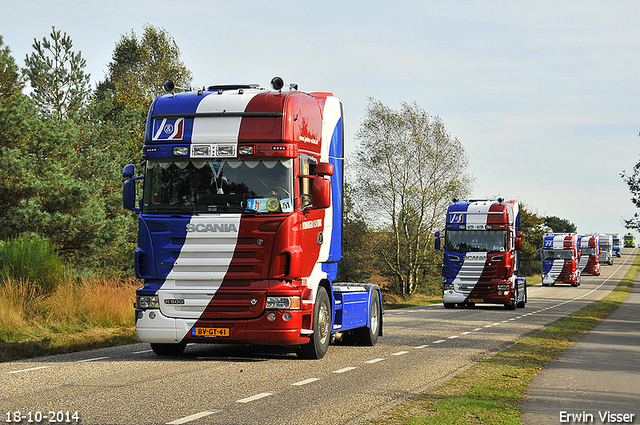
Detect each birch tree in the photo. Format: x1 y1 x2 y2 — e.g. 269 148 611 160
352 99 473 295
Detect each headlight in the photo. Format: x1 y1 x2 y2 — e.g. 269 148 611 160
497 284 510 291
137 295 159 308
265 296 300 310
443 283 454 290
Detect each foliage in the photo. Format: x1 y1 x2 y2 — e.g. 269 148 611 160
337 183 376 283
0 233 64 294
0 26 192 275
97 24 193 163
351 99 473 295
22 27 91 121
621 161 640 230
518 203 545 276
543 215 576 233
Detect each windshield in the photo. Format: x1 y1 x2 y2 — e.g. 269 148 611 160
444 230 508 252
142 158 294 214
541 249 575 260
581 247 596 255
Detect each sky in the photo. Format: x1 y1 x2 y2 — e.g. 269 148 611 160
2 0 639 237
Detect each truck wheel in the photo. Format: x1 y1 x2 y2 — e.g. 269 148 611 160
150 342 186 356
354 290 381 346
443 303 455 309
297 287 331 359
517 282 527 308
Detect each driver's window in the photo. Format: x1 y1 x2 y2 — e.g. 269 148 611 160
299 154 317 208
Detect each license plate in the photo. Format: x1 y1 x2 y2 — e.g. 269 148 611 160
192 327 229 337
469 298 483 303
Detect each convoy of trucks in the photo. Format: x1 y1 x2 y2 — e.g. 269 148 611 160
123 77 634 359
433 199 526 310
123 77 382 359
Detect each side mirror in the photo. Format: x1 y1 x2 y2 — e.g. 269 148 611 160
315 162 334 177
311 177 331 209
123 164 136 179
123 164 142 213
514 231 523 250
434 231 441 250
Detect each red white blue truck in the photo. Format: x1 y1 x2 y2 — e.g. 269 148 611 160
123 77 382 359
578 234 600 276
434 199 526 310
540 233 581 286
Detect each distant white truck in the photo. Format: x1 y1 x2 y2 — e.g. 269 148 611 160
598 234 614 265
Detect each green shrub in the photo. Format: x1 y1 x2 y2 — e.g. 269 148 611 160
0 234 64 294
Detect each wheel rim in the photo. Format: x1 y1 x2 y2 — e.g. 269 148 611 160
370 296 379 335
317 302 330 344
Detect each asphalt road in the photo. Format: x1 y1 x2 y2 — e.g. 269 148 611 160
2 248 635 425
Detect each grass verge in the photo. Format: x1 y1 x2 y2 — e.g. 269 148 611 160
369 258 639 425
0 277 140 362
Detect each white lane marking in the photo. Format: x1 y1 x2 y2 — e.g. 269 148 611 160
448 335 459 339
461 331 472 335
236 392 273 403
75 356 110 363
292 378 320 386
333 367 357 373
166 411 219 424
6 366 49 374
473 328 483 331
391 351 409 356
132 349 154 354
366 358 386 363
432 339 446 344
414 344 429 349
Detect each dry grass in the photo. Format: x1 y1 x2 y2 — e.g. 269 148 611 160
0 276 139 361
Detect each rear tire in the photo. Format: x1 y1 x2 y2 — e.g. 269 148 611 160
297 287 331 359
354 290 381 346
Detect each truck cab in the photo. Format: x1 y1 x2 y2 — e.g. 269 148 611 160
540 233 581 286
434 198 526 310
123 78 382 359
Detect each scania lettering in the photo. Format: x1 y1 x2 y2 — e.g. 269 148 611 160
540 233 581 286
578 234 600 276
434 199 526 310
123 77 382 359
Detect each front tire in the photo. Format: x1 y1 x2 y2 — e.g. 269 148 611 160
297 286 331 359
150 342 186 356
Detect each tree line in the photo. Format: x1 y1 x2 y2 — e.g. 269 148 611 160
0 25 579 294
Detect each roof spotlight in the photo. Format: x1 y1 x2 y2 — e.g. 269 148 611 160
271 76 284 91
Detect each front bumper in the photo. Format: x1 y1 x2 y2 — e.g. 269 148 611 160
135 308 311 346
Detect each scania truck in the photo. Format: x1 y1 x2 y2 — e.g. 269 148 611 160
434 198 526 310
624 233 635 248
599 234 614 265
578 234 600 276
540 233 581 286
123 77 382 359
